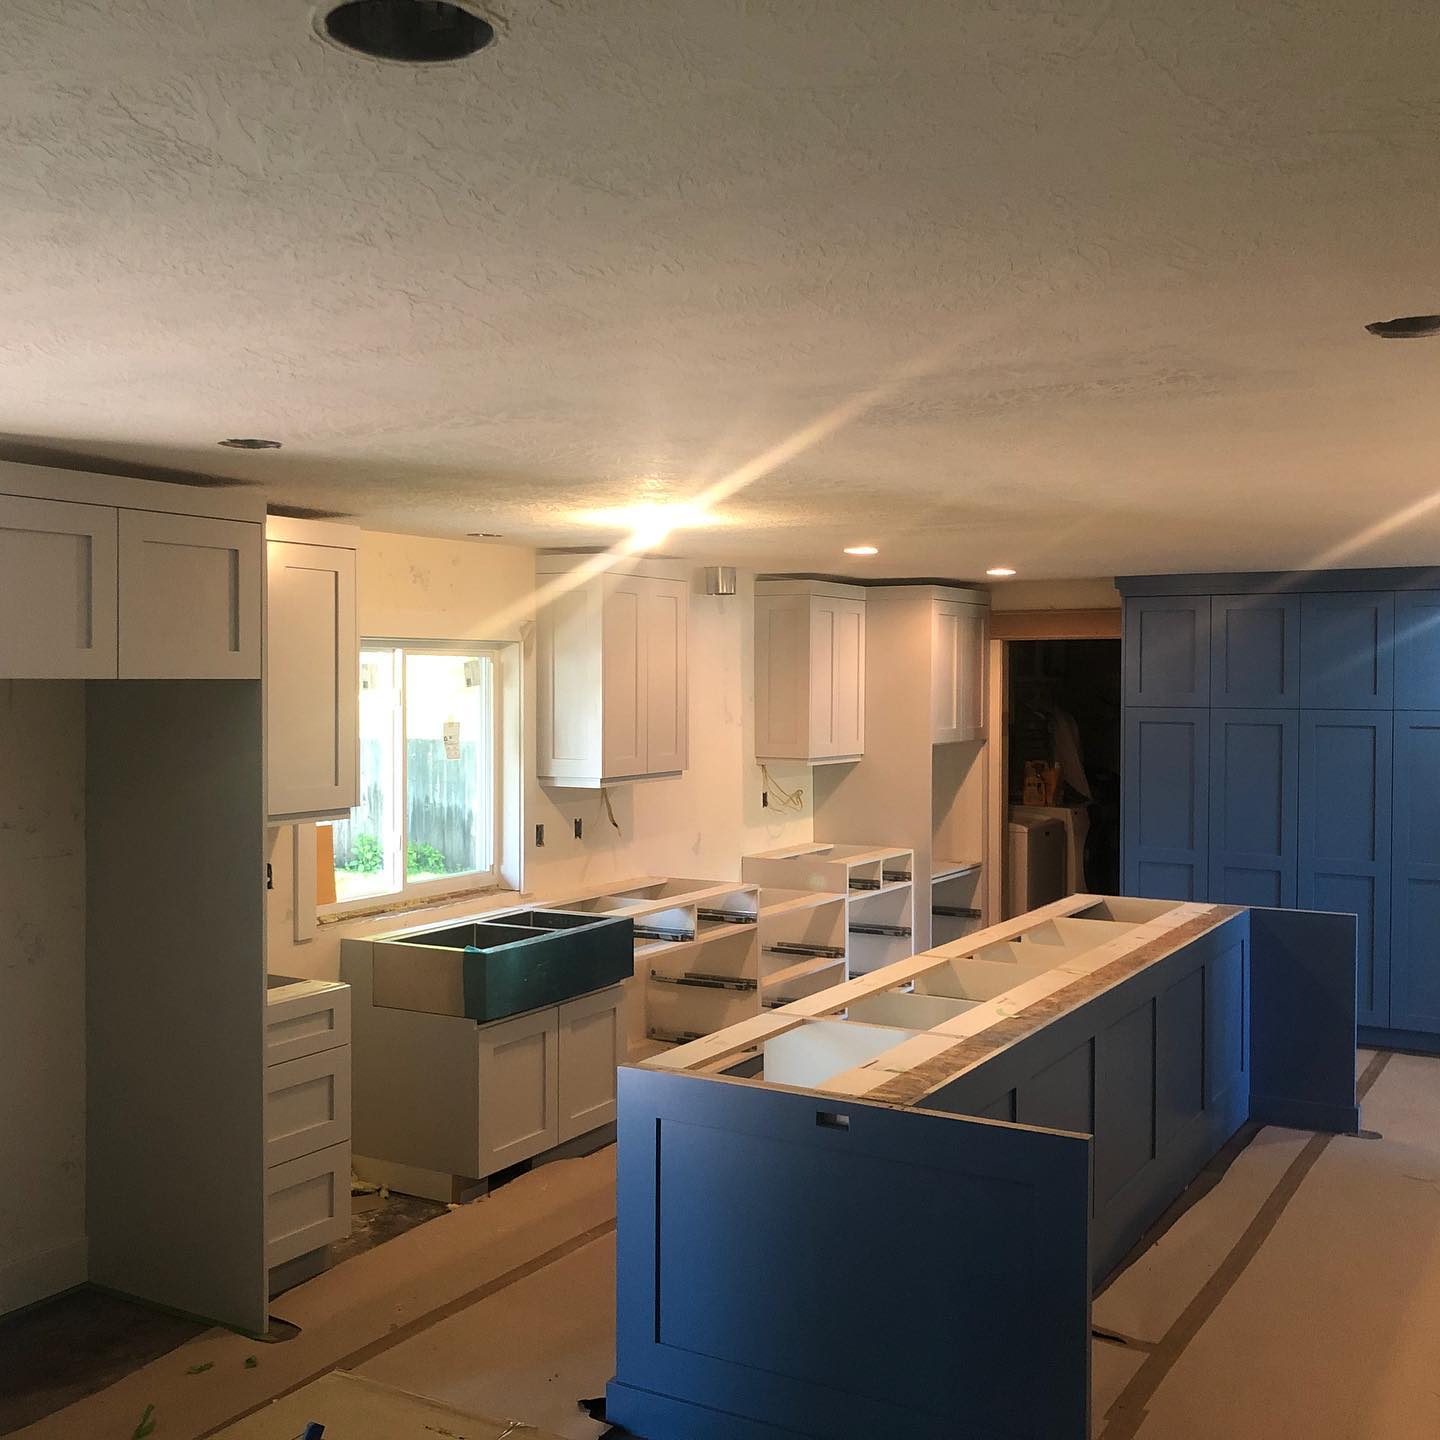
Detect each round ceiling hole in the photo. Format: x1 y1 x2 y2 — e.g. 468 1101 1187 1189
1365 314 1440 340
219 437 283 449
318 0 496 64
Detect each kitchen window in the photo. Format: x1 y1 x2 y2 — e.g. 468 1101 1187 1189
325 643 501 910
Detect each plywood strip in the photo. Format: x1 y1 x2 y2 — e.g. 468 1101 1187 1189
862 905 1242 1108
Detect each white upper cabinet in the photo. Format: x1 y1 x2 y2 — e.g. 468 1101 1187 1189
0 493 119 678
537 556 689 787
931 597 988 743
118 510 263 679
265 520 360 822
755 580 865 763
0 464 265 682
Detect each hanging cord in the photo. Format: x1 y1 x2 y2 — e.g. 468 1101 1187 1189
761 763 805 814
601 786 621 833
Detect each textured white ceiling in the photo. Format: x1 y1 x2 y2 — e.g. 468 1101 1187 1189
4 0 1440 578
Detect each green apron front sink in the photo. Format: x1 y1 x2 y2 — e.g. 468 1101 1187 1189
370 908 635 1022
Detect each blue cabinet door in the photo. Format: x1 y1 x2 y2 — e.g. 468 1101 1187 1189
1298 711 1392 1028
1124 596 1210 706
1299 592 1394 709
1209 709 1298 907
1210 594 1300 707
1394 592 1440 709
1391 712 1440 1034
1123 707 1209 900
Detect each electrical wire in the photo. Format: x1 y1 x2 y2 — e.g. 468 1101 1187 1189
601 786 621 832
760 763 805 814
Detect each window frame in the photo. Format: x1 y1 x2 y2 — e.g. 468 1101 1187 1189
321 638 506 917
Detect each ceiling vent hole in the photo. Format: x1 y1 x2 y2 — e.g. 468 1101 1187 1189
319 0 495 63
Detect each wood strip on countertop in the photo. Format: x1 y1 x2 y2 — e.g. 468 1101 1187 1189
866 904 1244 1109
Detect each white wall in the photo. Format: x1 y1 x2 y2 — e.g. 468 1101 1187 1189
266 534 812 988
0 681 87 1312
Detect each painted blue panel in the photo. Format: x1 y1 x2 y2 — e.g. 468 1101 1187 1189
1155 967 1204 1147
610 1068 1092 1440
1208 709 1298 908
1093 999 1156 1205
1204 939 1248 1106
1248 907 1358 1133
1391 713 1440 1034
1124 595 1210 706
1394 592 1440 708
1298 711 1392 1027
1123 707 1209 900
1016 1041 1093 1135
1211 594 1300 707
1299 592 1394 709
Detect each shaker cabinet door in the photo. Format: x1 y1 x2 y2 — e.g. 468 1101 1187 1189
0 494 118 678
118 510 262 679
1123 707 1209 901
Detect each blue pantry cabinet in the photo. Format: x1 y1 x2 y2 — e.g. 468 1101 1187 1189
1119 570 1440 1042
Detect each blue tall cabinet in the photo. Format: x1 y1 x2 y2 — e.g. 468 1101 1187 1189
1120 570 1440 1044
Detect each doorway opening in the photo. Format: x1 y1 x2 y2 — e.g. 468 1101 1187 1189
1002 637 1121 915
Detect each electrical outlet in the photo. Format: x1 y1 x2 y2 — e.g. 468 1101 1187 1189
535 823 545 847
573 817 583 840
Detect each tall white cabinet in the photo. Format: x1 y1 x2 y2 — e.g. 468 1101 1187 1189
265 517 360 823
536 554 689 786
811 584 992 952
755 579 866 763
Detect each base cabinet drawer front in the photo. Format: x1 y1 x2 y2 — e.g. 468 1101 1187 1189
118 510 262 679
266 1141 350 1268
265 1048 352 1168
477 1007 560 1175
266 986 351 1066
558 987 624 1143
0 494 119 678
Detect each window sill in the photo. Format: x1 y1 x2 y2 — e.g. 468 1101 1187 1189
317 884 519 928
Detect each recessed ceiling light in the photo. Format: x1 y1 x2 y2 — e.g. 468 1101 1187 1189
467 531 503 539
1365 314 1440 339
843 545 878 556
219 437 282 449
317 0 496 64
986 566 1017 577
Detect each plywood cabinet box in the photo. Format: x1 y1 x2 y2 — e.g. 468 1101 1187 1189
0 462 264 680
755 579 865 763
265 517 360 823
536 554 689 786
606 894 1360 1440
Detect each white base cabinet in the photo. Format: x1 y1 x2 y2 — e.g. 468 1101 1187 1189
265 979 352 1277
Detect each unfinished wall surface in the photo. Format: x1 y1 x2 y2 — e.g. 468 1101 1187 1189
0 681 87 1313
266 534 812 1000
989 578 1120 611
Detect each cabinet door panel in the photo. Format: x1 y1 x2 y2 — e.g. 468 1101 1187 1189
931 600 986 743
1298 711 1392 1027
118 511 262 678
1394 592 1440 709
601 577 648 779
755 594 808 758
644 578 687 775
1208 709 1298 907
1123 707 1209 900
1299 592 1393 709
1124 596 1210 706
558 987 623 1142
811 595 866 759
1210 594 1299 707
266 541 358 820
477 1008 559 1174
1392 713 1440 1033
0 494 118 677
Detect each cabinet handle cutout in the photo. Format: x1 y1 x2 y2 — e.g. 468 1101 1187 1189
816 1110 850 1131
